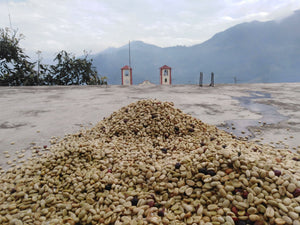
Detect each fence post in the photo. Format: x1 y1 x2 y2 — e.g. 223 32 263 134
199 72 203 87
210 72 214 87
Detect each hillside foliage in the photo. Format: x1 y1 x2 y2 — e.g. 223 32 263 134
0 28 107 86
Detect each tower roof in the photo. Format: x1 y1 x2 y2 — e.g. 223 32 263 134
121 65 132 70
160 65 171 69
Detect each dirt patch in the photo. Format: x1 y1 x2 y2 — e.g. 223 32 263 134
20 110 49 117
0 121 27 129
47 94 62 99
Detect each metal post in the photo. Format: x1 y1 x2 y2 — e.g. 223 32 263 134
36 50 42 85
210 72 214 87
129 40 131 69
199 72 203 87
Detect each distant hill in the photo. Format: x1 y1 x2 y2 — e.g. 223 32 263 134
93 10 300 85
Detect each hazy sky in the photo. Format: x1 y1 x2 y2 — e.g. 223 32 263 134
1 0 300 61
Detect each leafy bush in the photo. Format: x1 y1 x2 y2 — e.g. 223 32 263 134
0 28 107 86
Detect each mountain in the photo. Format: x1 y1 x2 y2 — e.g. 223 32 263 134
93 10 300 85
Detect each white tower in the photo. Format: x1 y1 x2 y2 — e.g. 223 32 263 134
121 65 132 85
160 65 172 85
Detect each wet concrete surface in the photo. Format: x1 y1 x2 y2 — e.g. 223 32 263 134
220 91 289 138
0 83 300 171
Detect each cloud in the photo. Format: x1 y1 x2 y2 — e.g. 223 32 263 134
0 0 300 61
221 16 235 21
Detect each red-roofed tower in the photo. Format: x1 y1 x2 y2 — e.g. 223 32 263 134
121 65 132 85
160 65 172 85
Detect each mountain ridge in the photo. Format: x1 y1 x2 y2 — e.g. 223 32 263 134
93 10 300 85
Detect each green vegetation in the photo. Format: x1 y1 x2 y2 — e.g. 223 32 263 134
0 28 107 86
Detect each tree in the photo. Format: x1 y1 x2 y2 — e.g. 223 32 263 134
1 27 107 86
49 50 106 85
0 28 36 86
39 63 54 85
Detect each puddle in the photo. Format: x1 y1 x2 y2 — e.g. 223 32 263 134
218 91 289 138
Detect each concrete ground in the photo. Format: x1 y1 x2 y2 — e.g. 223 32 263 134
0 83 300 171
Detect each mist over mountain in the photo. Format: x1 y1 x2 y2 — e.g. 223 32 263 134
93 10 300 85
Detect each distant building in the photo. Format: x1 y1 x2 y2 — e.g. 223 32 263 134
121 65 132 85
160 65 171 85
